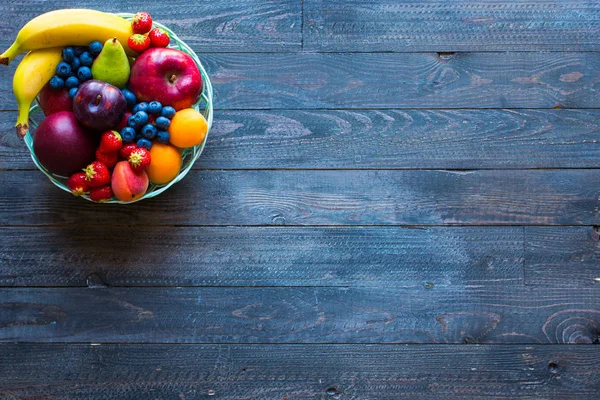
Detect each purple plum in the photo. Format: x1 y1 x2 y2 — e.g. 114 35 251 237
73 80 126 132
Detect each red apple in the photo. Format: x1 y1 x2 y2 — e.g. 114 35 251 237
38 84 73 116
129 48 202 110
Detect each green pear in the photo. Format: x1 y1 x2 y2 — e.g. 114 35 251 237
91 38 130 89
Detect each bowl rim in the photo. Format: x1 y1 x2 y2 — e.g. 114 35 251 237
23 12 214 204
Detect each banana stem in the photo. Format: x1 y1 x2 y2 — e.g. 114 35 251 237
15 103 30 139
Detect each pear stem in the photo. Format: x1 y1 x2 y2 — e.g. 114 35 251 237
112 37 117 44
169 74 177 83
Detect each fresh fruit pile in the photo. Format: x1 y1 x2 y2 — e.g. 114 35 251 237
2 9 210 203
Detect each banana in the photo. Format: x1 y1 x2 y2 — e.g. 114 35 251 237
13 47 63 138
1 9 134 65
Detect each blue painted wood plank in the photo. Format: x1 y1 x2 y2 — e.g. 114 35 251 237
305 0 600 52
1 286 600 344
2 344 599 399
0 226 523 287
201 52 600 109
525 226 600 287
0 169 598 226
4 109 600 170
2 52 599 110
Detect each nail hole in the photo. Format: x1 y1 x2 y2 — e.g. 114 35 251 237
463 336 474 344
553 104 563 109
437 52 455 60
326 387 339 396
548 362 559 373
424 282 435 289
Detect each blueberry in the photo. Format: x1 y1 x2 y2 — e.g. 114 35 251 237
156 130 170 144
65 76 80 89
73 46 85 56
137 138 152 150
79 52 94 67
89 41 103 56
62 47 75 63
127 115 138 128
68 87 79 98
56 62 72 78
155 116 171 130
134 111 149 126
121 89 137 108
121 127 137 143
160 106 176 119
77 66 92 82
133 102 148 114
70 57 81 71
141 123 157 139
147 101 162 115
49 75 65 90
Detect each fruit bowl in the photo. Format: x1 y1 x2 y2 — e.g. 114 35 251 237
23 13 213 204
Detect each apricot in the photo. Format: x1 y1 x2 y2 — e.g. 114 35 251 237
147 143 182 185
111 161 149 202
168 108 208 148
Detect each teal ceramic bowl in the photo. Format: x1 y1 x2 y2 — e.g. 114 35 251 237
24 13 213 203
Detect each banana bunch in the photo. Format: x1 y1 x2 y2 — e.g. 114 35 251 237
1 9 134 137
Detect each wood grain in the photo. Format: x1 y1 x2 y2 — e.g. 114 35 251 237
0 169 599 226
188 52 600 109
2 286 600 344
0 0 301 52
5 109 600 170
2 344 598 399
305 0 600 52
2 52 600 110
2 344 600 399
525 227 600 287
0 226 523 287
194 109 600 169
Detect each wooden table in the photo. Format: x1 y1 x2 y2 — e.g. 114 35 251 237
1 1 599 398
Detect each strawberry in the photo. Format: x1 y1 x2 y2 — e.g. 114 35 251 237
67 172 89 196
128 147 151 172
132 12 153 34
95 149 119 169
149 28 170 48
99 130 123 153
128 34 151 53
90 185 114 202
119 144 138 159
84 161 111 187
